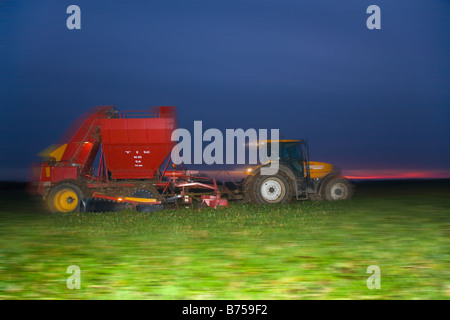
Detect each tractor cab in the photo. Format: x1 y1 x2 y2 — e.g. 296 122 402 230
277 140 307 177
257 139 338 180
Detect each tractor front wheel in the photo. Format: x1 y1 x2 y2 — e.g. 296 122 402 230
47 183 85 213
322 177 354 201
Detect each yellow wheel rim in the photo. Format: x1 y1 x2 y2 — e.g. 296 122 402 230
53 189 79 212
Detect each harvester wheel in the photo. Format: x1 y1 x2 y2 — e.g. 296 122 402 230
129 186 164 212
129 184 161 200
130 189 156 199
252 173 293 204
47 183 85 213
322 177 354 201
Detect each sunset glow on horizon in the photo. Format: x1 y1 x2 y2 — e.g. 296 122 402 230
343 169 450 180
200 169 450 181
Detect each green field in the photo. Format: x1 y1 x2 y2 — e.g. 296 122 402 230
0 180 449 299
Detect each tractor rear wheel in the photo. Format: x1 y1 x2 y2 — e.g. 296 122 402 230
47 183 86 213
252 173 293 204
322 177 354 201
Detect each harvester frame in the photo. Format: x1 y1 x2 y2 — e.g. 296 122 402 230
34 105 228 213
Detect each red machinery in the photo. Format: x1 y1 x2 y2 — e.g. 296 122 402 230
33 106 228 213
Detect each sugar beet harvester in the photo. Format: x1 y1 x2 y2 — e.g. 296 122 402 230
34 106 229 213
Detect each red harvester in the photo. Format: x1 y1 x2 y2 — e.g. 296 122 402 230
32 106 228 213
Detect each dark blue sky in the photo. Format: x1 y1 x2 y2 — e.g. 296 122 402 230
1 0 449 180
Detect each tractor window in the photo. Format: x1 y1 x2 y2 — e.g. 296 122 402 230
280 142 301 161
280 142 304 175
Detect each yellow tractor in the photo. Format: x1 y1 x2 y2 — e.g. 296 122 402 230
243 139 354 203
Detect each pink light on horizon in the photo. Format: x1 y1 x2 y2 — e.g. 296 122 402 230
343 169 450 180
199 168 450 181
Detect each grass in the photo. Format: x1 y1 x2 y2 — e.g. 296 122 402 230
0 180 449 299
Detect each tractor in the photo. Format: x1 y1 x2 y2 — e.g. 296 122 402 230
242 139 354 204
